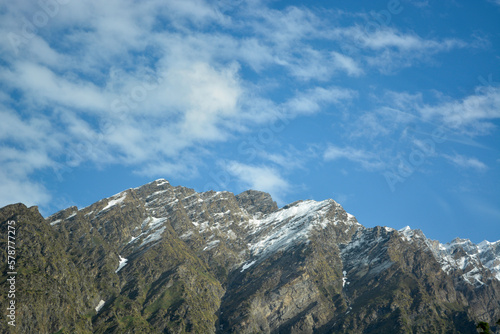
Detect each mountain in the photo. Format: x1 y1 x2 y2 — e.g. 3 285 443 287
1 179 499 333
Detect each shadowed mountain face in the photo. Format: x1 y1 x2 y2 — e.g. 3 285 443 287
1 179 499 333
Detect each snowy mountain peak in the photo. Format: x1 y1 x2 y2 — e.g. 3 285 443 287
398 225 427 242
399 225 412 232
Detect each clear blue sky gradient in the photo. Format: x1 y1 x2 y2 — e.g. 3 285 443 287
1 0 499 243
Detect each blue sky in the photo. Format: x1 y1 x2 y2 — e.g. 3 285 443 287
1 0 499 243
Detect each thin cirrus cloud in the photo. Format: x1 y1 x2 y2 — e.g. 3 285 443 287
323 145 386 171
326 86 500 174
442 154 488 172
418 87 500 135
366 87 500 138
349 27 465 52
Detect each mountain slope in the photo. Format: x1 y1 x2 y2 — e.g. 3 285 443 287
1 179 499 333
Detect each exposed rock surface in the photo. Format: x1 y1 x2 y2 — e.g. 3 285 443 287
0 179 499 333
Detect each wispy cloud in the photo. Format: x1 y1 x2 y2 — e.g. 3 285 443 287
331 51 364 76
324 145 386 170
224 161 291 204
443 154 488 171
284 86 357 116
418 86 500 135
350 28 464 52
369 87 500 136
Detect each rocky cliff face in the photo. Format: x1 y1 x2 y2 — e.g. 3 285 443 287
1 179 499 333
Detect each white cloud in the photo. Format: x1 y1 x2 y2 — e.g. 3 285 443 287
284 86 357 116
224 161 291 204
418 86 500 134
258 150 309 171
371 87 500 136
324 145 386 170
443 154 488 171
227 5 466 78
350 104 419 140
1 62 110 111
0 146 54 209
0 173 51 210
355 28 464 51
0 109 61 209
331 51 364 76
331 26 466 72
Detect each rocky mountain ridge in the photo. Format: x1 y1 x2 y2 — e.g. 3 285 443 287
1 178 499 333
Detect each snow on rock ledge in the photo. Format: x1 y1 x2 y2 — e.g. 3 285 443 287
115 255 128 273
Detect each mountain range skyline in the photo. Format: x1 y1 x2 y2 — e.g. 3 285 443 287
46 178 500 248
2 177 499 333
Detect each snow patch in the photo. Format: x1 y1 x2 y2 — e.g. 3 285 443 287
342 270 349 287
241 260 256 272
155 179 169 186
247 200 335 259
115 256 128 273
95 300 105 312
199 221 210 232
50 219 61 226
148 189 169 198
143 216 167 230
463 268 484 286
140 227 166 247
180 230 194 239
203 239 220 251
227 229 237 239
398 226 413 241
102 192 127 211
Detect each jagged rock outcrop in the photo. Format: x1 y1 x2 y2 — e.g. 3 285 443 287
1 179 499 333
235 190 278 216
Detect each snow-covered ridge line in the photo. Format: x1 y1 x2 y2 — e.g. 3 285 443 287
245 199 358 262
397 226 500 284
